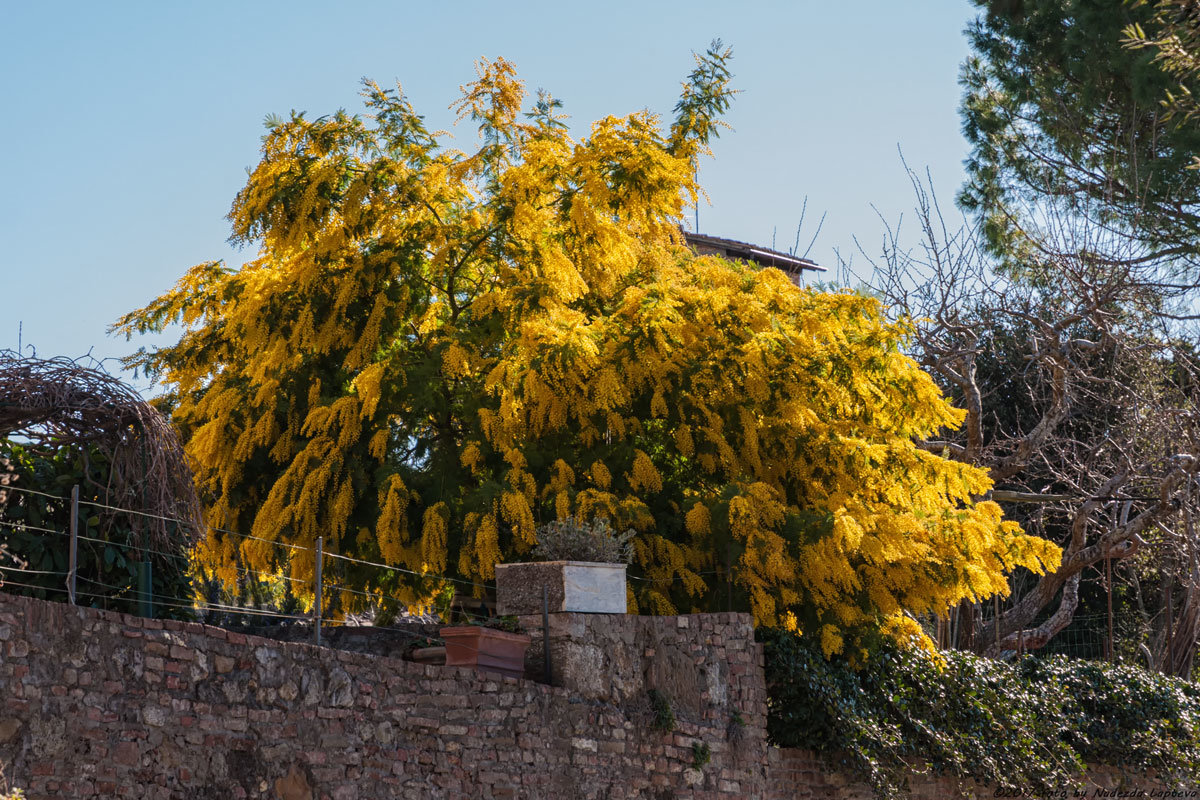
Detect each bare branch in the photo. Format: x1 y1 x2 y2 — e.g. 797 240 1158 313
0 351 203 552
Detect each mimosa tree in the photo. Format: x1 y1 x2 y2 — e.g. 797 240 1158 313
116 45 1059 653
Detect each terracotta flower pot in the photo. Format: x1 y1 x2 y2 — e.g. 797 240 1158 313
439 626 531 680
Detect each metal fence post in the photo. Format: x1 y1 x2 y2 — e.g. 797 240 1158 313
993 595 1000 650
1166 581 1174 674
1106 554 1114 663
138 560 154 619
66 484 78 605
314 536 323 647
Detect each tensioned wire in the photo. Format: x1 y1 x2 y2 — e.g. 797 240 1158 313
0 525 505 652
5 484 790 591
0 518 501 632
1 569 519 659
0 517 303 587
2 485 493 592
4 484 758 633
0 496 1140 672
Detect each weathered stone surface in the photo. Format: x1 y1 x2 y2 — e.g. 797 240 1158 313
516 609 754 722
326 665 354 707
0 592 766 799
495 561 627 615
0 591 1182 799
226 617 439 659
274 763 313 800
0 719 20 743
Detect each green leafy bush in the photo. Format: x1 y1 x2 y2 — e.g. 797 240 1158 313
0 441 195 619
1021 657 1200 772
532 516 634 564
648 688 676 733
760 628 1200 797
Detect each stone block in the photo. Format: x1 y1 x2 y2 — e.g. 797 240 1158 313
495 561 627 615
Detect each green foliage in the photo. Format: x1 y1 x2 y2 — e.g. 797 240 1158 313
691 740 711 769
960 0 1200 267
431 585 457 625
0 440 194 620
1127 1 1200 138
760 628 1200 797
648 688 676 733
481 615 521 633
192 568 304 628
1022 656 1200 770
726 708 746 748
531 515 634 564
670 39 737 155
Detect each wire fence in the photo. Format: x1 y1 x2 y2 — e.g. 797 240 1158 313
930 593 1184 671
0 482 1189 672
0 483 517 663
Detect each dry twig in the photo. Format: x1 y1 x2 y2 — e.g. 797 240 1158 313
0 350 201 553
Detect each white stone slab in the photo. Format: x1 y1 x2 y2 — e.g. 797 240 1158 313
561 562 627 614
494 561 628 615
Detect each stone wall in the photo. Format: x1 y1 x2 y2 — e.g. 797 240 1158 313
0 591 1189 799
517 610 764 722
219 621 441 662
0 592 765 799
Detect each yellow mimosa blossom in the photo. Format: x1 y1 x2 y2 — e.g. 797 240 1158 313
115 51 1058 650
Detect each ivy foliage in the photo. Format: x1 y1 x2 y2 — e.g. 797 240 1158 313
0 440 195 619
760 628 1200 797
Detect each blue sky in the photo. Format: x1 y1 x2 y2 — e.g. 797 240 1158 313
1 1 976 380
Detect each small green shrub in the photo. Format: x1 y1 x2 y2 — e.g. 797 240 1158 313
691 740 711 769
648 688 676 733
759 628 1200 798
727 709 745 746
481 615 522 633
0 441 195 620
532 516 634 564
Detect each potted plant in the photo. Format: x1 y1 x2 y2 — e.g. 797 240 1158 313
439 616 530 679
495 516 633 616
